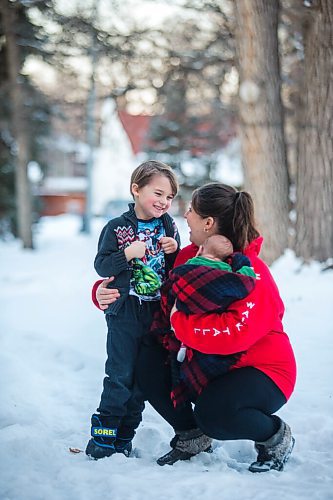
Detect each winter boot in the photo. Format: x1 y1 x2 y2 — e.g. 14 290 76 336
114 437 133 457
114 424 136 457
157 428 213 466
249 417 295 473
85 414 118 460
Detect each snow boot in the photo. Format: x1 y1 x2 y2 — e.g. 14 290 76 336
249 417 295 473
85 414 118 460
114 437 133 457
157 428 213 466
114 424 136 456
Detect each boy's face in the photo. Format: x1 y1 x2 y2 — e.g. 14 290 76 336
132 174 174 220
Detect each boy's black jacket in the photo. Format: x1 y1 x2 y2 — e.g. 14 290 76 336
94 203 181 315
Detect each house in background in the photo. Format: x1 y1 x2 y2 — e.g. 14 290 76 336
118 110 151 156
38 98 242 218
38 176 87 216
38 135 89 216
91 99 140 217
38 99 150 217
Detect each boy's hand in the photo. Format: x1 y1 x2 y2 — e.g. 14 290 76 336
160 236 178 254
125 241 146 261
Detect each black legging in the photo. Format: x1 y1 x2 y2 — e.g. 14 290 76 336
136 339 287 443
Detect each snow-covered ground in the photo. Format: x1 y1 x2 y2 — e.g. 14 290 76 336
0 215 332 500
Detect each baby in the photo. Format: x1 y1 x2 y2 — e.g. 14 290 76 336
150 234 256 408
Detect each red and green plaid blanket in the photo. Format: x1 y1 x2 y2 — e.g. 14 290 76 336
150 252 256 408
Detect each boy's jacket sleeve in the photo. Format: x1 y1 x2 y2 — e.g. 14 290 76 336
94 222 129 278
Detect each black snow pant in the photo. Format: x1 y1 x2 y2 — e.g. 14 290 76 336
97 296 159 438
136 338 287 443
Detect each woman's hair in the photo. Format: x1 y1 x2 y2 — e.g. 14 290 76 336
191 183 260 251
130 160 179 198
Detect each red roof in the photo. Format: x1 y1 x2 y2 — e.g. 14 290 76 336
117 110 237 157
118 111 151 155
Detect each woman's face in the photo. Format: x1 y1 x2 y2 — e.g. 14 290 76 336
184 204 216 246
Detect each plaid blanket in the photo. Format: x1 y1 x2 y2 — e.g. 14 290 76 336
150 252 256 408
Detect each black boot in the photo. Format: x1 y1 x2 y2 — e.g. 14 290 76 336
114 423 136 457
114 437 133 457
249 417 295 473
85 414 118 460
157 428 213 466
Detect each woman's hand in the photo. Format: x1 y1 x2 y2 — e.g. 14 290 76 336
160 236 178 254
96 277 120 310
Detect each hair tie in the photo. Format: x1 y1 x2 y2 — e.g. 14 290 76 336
234 191 242 202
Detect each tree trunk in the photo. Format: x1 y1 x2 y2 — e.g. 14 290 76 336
1 0 33 249
234 0 290 264
295 1 333 262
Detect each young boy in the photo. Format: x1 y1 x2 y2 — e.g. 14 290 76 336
86 160 180 460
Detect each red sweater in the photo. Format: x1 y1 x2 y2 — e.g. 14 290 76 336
92 238 296 400
170 239 296 400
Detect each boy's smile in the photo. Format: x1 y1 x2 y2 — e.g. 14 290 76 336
132 174 175 220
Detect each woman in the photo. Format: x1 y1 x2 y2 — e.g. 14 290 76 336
93 183 296 473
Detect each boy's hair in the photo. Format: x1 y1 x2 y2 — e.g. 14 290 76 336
130 160 179 198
